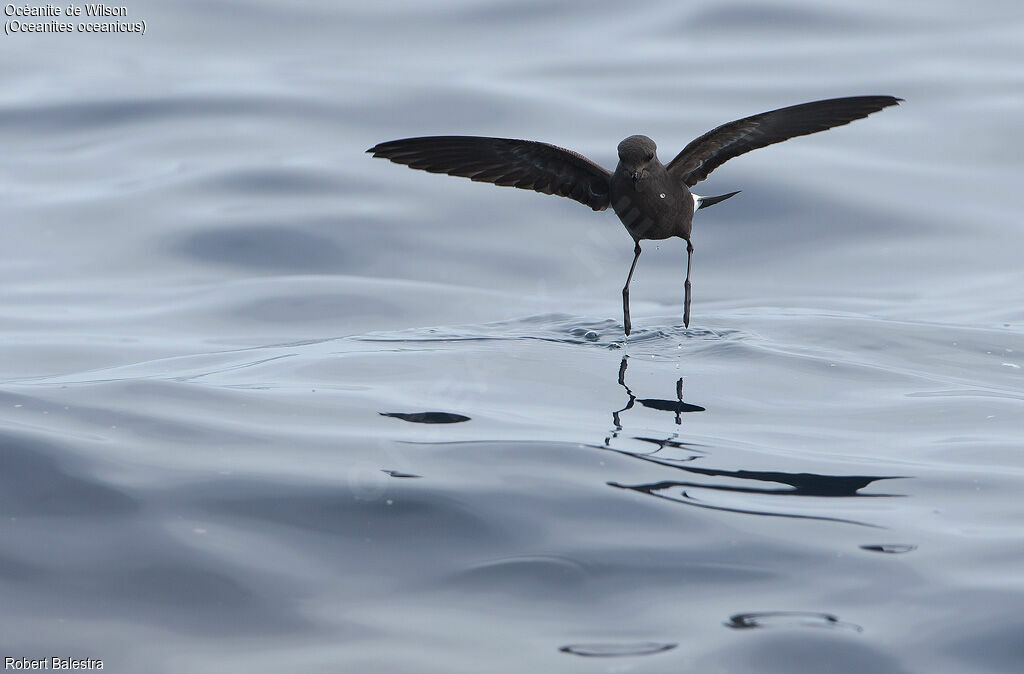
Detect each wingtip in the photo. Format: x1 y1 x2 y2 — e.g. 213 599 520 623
860 95 903 107
367 141 393 155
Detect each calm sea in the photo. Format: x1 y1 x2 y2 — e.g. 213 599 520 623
1 1 1022 671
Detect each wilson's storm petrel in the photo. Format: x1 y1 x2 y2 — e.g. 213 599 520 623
368 95 901 335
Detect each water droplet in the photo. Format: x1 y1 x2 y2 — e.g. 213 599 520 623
559 642 677 657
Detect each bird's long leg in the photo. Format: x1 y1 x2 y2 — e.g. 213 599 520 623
683 239 694 329
622 241 642 336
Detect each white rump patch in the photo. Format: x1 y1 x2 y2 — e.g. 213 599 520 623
692 193 704 210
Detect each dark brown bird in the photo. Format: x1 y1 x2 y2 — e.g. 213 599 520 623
368 96 901 335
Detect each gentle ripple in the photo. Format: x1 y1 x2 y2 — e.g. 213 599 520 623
2 1 1023 673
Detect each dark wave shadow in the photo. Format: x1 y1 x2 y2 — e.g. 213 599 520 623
380 411 471 424
0 431 138 518
726 611 863 632
559 641 677 657
0 95 345 133
860 544 916 554
178 224 346 272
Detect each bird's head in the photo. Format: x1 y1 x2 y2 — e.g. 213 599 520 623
617 135 658 186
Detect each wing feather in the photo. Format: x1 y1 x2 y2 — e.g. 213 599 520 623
667 96 902 187
368 136 612 211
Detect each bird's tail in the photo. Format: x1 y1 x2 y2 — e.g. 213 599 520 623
696 190 741 210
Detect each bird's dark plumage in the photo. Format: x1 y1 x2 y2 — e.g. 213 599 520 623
666 96 902 186
366 136 612 211
368 96 902 335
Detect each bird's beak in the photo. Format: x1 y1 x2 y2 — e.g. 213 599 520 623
631 171 642 186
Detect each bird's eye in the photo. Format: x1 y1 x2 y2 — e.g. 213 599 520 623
645 153 654 161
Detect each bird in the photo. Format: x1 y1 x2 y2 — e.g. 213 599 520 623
367 95 901 336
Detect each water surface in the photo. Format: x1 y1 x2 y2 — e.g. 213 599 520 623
1 1 1023 672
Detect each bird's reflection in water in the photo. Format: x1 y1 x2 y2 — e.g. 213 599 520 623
605 355 705 452
603 356 908 527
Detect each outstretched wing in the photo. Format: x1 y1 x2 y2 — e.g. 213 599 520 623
367 136 612 211
667 96 902 187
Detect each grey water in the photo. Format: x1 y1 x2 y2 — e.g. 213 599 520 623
1 1 1023 672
